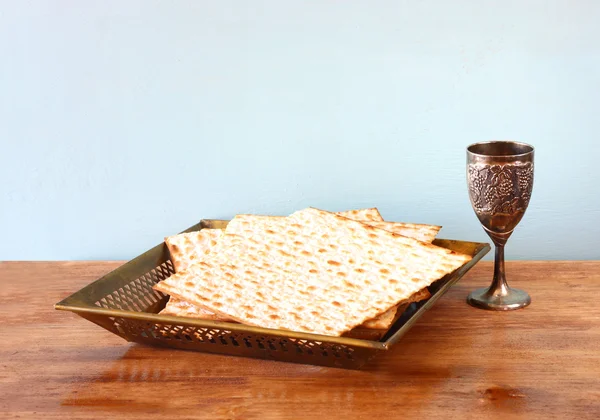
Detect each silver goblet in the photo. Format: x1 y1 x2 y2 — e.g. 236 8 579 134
466 141 534 310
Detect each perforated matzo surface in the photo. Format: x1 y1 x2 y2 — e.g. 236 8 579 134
154 208 470 336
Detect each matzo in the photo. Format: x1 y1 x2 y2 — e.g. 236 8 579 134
161 288 429 329
160 209 389 323
336 208 383 222
346 288 432 339
154 207 470 336
343 302 410 340
225 215 440 244
364 221 440 243
165 209 381 273
165 229 224 272
360 287 431 329
160 298 231 321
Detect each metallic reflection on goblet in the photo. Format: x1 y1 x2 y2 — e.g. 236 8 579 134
466 141 534 310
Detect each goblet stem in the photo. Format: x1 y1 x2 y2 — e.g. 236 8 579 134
466 241 531 310
489 245 510 297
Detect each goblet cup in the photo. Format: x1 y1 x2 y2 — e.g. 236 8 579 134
466 141 534 310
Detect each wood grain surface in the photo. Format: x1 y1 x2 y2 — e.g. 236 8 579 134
1 261 599 419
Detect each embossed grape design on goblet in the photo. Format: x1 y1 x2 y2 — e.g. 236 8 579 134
466 141 534 310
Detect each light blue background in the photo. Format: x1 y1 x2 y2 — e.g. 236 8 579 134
1 1 599 260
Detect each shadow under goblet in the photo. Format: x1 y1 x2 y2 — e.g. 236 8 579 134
466 141 534 310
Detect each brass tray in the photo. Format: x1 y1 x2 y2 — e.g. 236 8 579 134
55 220 490 369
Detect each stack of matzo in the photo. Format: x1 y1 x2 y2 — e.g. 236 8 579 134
160 208 434 329
154 207 469 337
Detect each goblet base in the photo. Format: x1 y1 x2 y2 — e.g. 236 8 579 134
467 286 531 311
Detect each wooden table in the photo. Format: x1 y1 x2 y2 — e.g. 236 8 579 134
1 261 599 419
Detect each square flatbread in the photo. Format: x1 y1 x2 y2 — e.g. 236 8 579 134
363 221 440 243
165 209 382 273
161 208 388 325
360 287 431 329
154 208 470 336
159 297 227 321
165 229 224 272
336 208 383 222
162 287 431 328
161 209 383 322
162 215 437 329
160 208 440 330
